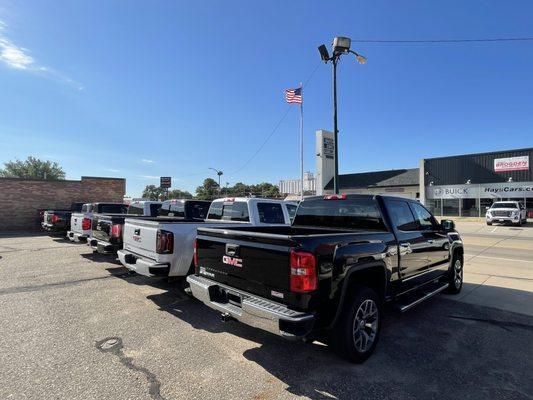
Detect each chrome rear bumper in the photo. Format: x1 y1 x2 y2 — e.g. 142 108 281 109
186 275 315 339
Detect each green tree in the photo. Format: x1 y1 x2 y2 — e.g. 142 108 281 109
0 156 66 180
168 189 193 199
142 185 165 201
195 178 219 200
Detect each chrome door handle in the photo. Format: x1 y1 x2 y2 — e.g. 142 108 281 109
427 239 434 244
400 243 410 247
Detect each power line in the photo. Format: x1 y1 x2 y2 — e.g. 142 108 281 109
351 37 533 43
228 63 321 177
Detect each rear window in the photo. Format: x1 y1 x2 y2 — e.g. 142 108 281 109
127 204 144 215
159 201 185 217
257 203 285 224
150 203 162 216
97 204 128 214
294 197 387 230
185 202 210 220
207 201 249 222
71 203 84 212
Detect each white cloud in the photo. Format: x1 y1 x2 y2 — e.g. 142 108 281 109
141 158 155 164
138 174 159 179
0 21 83 90
106 168 120 173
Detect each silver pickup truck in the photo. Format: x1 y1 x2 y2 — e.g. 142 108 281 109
68 203 127 242
117 198 293 279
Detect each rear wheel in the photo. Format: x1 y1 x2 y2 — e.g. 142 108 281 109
446 256 463 294
331 285 381 363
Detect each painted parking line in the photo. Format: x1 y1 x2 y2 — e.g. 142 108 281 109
465 254 533 264
491 227 498 233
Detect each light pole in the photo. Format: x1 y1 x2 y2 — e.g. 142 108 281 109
318 37 366 194
209 167 223 197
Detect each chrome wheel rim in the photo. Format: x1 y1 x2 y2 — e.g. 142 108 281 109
352 299 378 353
454 259 463 288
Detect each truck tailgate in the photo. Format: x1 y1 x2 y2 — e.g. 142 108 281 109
122 219 159 259
92 216 112 242
196 228 294 299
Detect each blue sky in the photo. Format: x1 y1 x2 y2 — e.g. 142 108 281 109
1 1 532 196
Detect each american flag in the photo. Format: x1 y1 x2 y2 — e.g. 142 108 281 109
285 87 302 104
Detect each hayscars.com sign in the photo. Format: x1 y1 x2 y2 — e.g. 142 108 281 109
494 156 529 173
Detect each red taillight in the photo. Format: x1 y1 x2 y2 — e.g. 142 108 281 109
51 214 60 223
323 194 347 200
193 239 198 267
111 224 122 238
82 218 91 231
290 250 317 293
156 229 174 254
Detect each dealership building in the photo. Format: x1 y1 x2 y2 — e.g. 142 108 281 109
314 129 532 217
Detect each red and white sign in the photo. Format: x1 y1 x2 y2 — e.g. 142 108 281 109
494 156 529 173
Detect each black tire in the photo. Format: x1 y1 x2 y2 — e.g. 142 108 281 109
486 221 492 226
446 254 463 294
330 285 381 363
516 219 523 227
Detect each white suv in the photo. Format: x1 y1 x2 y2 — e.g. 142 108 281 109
486 201 527 226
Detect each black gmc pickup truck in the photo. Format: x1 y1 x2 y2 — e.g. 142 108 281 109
42 202 85 233
187 194 463 363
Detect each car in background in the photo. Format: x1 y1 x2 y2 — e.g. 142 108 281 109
89 201 161 254
118 197 293 280
42 203 85 234
486 201 527 226
68 203 129 243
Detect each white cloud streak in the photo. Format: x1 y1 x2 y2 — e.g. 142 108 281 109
106 168 120 173
0 20 83 90
141 158 155 164
137 175 159 180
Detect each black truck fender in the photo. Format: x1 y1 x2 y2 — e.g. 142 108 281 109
325 260 389 330
446 235 464 273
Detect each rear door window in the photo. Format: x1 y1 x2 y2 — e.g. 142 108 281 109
385 200 418 231
257 203 285 224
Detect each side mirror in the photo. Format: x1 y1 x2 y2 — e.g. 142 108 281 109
441 219 455 231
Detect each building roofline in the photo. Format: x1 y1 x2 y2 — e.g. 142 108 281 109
424 147 533 162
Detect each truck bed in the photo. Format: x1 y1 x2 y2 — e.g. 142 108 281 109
196 225 394 310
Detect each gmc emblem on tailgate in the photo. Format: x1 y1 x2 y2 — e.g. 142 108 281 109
222 255 242 268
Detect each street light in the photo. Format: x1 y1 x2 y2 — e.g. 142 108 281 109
209 167 223 197
318 37 366 194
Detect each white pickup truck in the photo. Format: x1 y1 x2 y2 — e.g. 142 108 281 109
117 197 292 279
68 202 127 243
486 201 528 226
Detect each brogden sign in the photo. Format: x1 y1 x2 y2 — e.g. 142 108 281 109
494 156 529 173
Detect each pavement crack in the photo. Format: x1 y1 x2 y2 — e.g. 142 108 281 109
96 337 168 400
0 274 134 296
448 315 533 332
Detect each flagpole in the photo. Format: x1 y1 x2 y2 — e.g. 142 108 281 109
299 82 304 200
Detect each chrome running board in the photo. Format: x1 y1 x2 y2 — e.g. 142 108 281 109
399 283 449 313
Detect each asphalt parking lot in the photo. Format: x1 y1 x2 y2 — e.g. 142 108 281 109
1 223 532 400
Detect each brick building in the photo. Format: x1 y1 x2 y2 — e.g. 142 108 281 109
0 176 125 231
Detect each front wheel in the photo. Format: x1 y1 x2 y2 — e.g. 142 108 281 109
331 286 381 363
446 257 463 294
486 221 492 226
